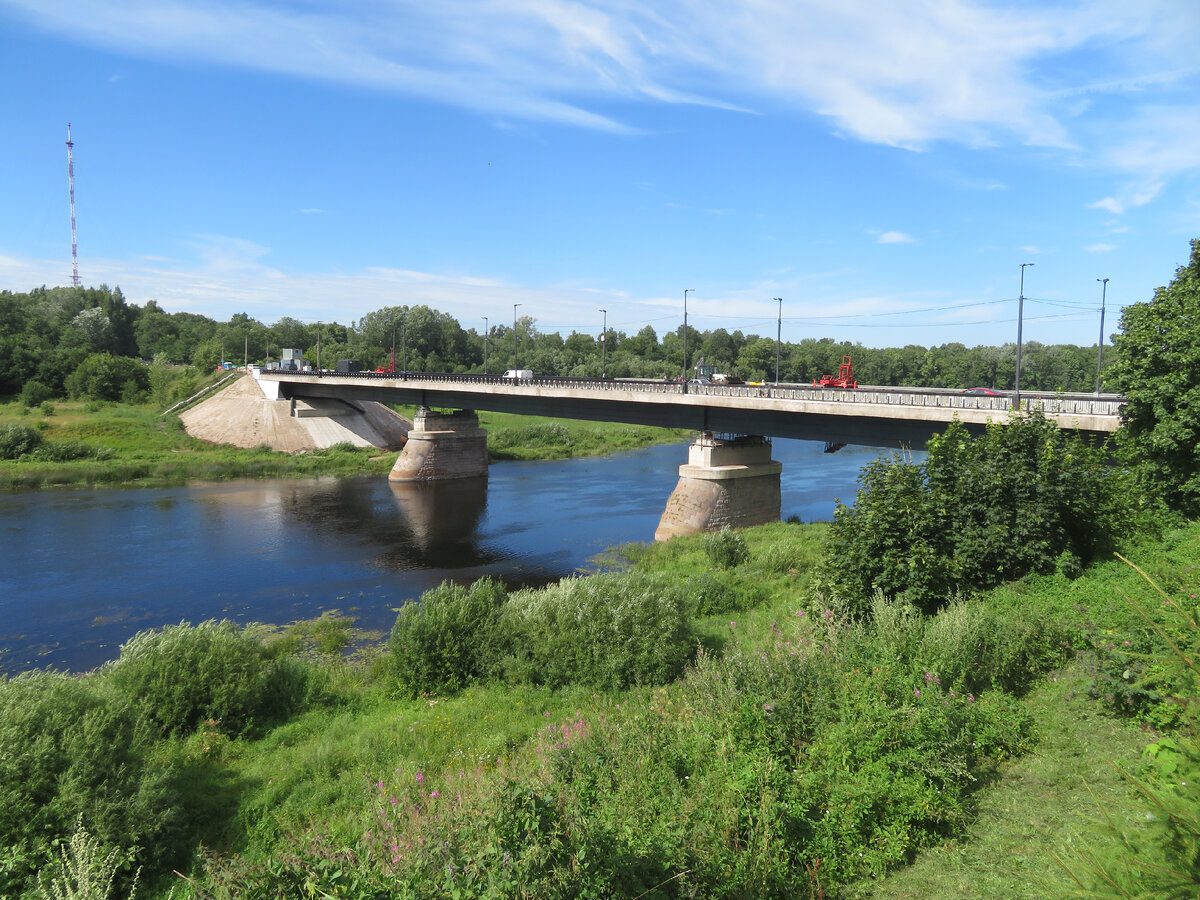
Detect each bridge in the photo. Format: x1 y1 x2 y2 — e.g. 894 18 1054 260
254 370 1123 540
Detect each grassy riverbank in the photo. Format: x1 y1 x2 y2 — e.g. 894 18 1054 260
0 396 689 491
5 517 1194 899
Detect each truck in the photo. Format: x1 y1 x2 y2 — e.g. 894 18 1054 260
813 356 857 389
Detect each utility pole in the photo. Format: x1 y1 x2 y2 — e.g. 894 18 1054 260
65 124 81 287
482 316 488 374
774 297 783 383
682 289 693 387
1015 262 1034 408
1095 277 1109 394
513 303 522 370
599 308 607 378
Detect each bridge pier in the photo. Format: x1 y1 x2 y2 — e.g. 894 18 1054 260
654 434 782 541
389 408 489 482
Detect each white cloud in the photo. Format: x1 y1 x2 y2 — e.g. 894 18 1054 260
1089 197 1125 215
1020 246 1043 255
1085 243 1116 253
877 231 916 244
1 0 1195 162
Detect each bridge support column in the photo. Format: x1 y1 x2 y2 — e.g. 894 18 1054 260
389 408 488 482
654 434 782 541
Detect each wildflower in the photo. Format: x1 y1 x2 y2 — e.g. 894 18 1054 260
431 791 440 798
415 772 425 783
967 694 975 703
375 780 385 791
914 688 921 698
730 621 737 628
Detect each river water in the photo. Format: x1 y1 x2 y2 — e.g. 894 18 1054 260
0 440 909 675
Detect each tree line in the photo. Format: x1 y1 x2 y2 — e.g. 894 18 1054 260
0 284 1117 402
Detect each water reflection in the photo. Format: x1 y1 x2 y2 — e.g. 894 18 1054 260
0 440 916 675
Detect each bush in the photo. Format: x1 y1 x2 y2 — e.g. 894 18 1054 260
389 578 509 697
31 439 100 462
19 380 54 408
679 570 772 616
64 353 149 402
0 672 178 896
105 620 310 736
501 572 696 690
0 422 43 459
820 415 1152 613
703 526 750 570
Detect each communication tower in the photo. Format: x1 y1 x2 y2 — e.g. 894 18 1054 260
66 123 81 287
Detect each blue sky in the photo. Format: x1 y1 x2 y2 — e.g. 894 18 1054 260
2 0 1198 348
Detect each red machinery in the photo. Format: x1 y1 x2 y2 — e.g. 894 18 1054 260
813 356 857 389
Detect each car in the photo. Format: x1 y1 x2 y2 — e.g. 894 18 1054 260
687 377 711 385
961 387 1002 395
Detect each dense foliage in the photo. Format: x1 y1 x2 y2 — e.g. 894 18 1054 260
105 619 311 737
1 284 1115 403
1110 238 1200 517
0 672 179 896
820 414 1150 612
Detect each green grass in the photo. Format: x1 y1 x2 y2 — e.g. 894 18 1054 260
851 667 1150 899
476 409 691 460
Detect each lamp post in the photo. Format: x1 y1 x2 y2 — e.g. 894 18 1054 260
390 318 397 374
513 303 522 370
774 297 783 384
1095 277 1109 394
682 289 694 386
599 308 607 378
482 316 488 374
401 314 408 373
1015 262 1034 407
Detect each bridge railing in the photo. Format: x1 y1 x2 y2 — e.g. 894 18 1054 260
267 369 1124 417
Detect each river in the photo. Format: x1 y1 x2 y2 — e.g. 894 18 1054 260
0 440 911 675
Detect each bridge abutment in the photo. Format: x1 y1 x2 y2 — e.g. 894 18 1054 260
389 408 489 482
654 434 782 541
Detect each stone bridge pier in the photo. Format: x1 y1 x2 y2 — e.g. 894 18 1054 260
389 408 489 482
654 434 782 541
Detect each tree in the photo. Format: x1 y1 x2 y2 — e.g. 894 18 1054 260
1110 238 1200 515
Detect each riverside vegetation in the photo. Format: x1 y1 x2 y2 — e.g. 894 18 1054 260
0 382 689 492
6 241 1200 897
2 411 1197 899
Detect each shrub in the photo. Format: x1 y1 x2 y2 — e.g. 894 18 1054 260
19 379 54 408
501 572 696 690
679 570 772 616
0 422 43 459
0 672 178 896
389 578 509 697
31 439 99 462
703 526 750 570
820 415 1152 613
105 620 310 736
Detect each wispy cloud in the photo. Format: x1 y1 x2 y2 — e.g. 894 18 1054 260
876 231 916 245
1085 243 1116 253
3 0 1197 171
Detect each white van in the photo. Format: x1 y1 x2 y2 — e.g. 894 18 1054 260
502 369 534 380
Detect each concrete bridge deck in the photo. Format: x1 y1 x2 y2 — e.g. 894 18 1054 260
256 371 1122 449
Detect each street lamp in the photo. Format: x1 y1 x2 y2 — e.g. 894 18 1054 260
1015 262 1034 407
401 314 408 373
513 303 522 370
682 289 694 384
390 318 397 374
599 308 607 378
482 316 488 374
1096 277 1109 394
774 297 783 384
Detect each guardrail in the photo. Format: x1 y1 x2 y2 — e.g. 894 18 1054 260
262 369 1125 418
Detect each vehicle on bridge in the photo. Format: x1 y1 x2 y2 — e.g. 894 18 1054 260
813 356 857 389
